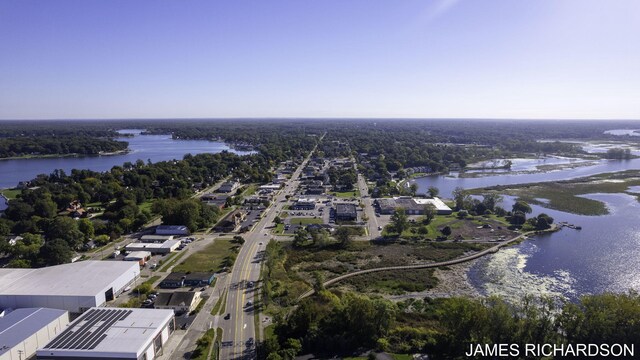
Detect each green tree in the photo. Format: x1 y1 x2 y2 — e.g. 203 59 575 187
452 187 470 211
428 186 440 198
78 218 95 241
46 217 84 249
441 225 452 237
233 235 245 245
512 200 532 214
274 216 282 225
421 204 436 225
482 193 503 212
390 208 408 235
38 239 73 266
334 227 354 248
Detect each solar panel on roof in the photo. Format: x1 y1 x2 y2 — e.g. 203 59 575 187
43 308 132 350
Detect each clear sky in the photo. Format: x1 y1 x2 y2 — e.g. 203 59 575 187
1 0 639 120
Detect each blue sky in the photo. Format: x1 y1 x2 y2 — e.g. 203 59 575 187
1 0 639 120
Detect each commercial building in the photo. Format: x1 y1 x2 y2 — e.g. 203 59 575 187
217 181 239 193
154 292 201 314
0 261 140 314
158 273 184 289
123 251 152 265
259 184 282 193
0 308 69 360
292 198 316 210
183 273 215 287
155 225 189 236
140 235 174 243
213 209 246 233
125 240 180 254
374 197 452 215
37 307 175 360
335 203 358 221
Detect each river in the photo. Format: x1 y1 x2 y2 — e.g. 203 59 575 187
0 130 254 188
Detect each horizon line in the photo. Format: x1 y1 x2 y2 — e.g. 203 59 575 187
1 117 640 122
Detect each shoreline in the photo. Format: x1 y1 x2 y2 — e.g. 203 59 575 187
0 149 130 161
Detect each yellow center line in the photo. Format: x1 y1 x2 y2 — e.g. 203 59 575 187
233 240 259 353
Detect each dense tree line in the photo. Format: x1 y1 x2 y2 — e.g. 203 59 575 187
0 136 128 158
267 291 640 359
0 149 286 266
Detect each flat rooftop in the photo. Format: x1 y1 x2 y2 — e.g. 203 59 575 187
39 307 173 356
0 308 68 357
336 203 357 215
0 261 139 297
126 240 180 249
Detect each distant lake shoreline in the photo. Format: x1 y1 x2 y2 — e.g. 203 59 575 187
0 129 254 188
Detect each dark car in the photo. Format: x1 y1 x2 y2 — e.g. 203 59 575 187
224 313 231 320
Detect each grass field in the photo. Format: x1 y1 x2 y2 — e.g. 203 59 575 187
157 251 187 272
0 188 21 199
289 217 323 225
329 189 360 198
273 223 285 234
173 239 237 273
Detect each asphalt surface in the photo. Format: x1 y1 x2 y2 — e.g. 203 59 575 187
220 140 321 360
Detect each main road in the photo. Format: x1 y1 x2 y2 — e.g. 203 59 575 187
220 137 323 359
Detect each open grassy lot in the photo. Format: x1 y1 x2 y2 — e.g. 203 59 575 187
173 239 238 273
0 188 21 199
329 189 360 198
342 268 438 295
471 170 640 215
383 213 512 240
289 217 323 225
157 251 187 272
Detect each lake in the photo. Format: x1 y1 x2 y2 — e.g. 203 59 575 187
0 130 254 188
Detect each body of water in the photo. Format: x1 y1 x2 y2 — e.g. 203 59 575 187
414 149 640 300
0 129 253 188
469 194 640 302
413 158 640 199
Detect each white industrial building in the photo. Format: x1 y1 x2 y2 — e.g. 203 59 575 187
0 261 140 314
37 307 175 360
0 308 69 360
140 235 174 243
155 225 189 236
125 240 180 254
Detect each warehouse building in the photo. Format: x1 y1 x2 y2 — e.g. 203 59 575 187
37 307 175 360
155 225 189 236
0 261 140 314
0 308 69 360
125 240 180 254
139 235 174 243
